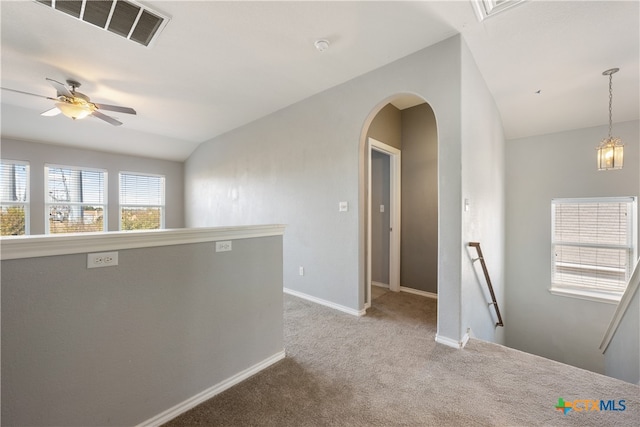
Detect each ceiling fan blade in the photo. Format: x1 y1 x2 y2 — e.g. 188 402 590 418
46 78 73 97
94 103 137 115
41 107 61 117
1 87 55 100
91 110 122 126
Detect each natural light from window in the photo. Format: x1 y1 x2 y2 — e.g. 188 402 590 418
551 197 637 303
119 172 165 230
0 160 29 236
45 165 107 234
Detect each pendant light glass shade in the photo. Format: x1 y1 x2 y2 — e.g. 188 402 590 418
597 68 623 171
56 101 91 120
596 137 623 170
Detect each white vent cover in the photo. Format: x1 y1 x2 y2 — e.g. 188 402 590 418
35 0 170 47
471 0 527 22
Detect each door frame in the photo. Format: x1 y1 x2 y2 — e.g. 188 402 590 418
367 137 401 308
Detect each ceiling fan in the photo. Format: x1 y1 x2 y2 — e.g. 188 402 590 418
1 78 136 126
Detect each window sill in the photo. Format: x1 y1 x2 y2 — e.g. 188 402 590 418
548 287 621 305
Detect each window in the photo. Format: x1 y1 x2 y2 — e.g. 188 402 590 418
0 160 29 236
551 197 637 302
119 172 165 230
45 165 107 233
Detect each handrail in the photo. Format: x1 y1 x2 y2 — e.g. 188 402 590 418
600 257 640 353
468 242 504 327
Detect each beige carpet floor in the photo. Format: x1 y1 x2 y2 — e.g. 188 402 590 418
165 291 639 426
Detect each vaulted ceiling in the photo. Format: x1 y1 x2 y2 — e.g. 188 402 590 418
1 1 638 161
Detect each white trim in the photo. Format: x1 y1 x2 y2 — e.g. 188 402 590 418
548 287 620 305
284 287 366 317
137 350 286 427
372 281 389 289
435 333 469 349
367 137 401 308
552 196 636 205
600 258 640 352
400 286 438 299
461 332 470 348
388 146 401 293
0 224 285 260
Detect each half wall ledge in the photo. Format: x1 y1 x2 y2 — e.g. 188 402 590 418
0 224 286 260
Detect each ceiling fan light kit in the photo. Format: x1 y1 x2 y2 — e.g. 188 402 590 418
55 101 92 120
53 80 93 120
1 78 136 126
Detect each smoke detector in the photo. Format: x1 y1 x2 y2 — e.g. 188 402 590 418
314 39 330 53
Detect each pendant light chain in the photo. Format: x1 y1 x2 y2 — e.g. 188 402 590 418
608 72 613 139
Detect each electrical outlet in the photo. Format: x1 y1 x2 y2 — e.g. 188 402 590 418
216 241 232 252
299 266 304 276
87 251 118 268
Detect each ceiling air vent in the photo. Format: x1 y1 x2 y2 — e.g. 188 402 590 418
35 0 170 47
471 0 527 22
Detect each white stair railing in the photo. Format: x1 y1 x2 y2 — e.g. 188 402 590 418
600 258 640 353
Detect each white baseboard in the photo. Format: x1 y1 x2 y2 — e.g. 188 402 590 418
284 288 366 316
435 332 470 349
399 286 437 299
372 281 389 289
461 332 470 348
137 350 286 427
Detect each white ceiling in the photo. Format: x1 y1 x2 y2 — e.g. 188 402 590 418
1 0 638 161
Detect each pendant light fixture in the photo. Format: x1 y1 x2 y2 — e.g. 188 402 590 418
596 68 623 171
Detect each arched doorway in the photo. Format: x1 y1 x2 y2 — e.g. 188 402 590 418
360 94 438 310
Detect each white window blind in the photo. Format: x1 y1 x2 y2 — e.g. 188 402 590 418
0 160 29 235
119 172 165 230
45 164 107 233
551 197 636 300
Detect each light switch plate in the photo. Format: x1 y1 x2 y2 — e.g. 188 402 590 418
339 201 348 212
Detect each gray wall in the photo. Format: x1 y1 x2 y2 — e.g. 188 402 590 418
401 103 438 294
459 42 506 344
185 35 503 345
367 103 402 150
0 138 185 233
370 149 390 284
505 120 640 373
185 35 471 344
1 235 284 426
